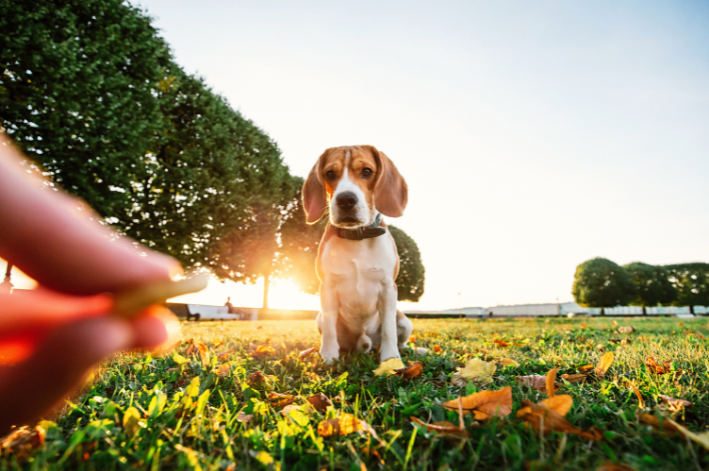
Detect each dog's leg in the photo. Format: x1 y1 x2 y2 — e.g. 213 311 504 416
319 281 340 364
396 311 413 350
378 281 400 362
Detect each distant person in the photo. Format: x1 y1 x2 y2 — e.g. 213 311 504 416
0 134 181 434
225 297 234 311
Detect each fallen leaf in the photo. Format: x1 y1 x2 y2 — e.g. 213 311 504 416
433 345 442 353
247 371 266 386
268 392 297 408
236 411 254 424
595 352 614 376
196 342 210 368
516 375 559 393
299 347 318 359
410 417 469 438
578 364 594 373
308 393 333 412
212 339 224 348
493 339 510 347
495 358 519 367
442 386 512 420
540 395 573 416
645 357 672 374
453 358 496 387
408 335 417 343
560 374 588 383
318 414 378 440
304 371 321 381
638 413 680 434
252 345 276 358
122 406 145 438
212 364 232 377
395 362 423 380
546 369 558 398
184 344 198 356
516 399 601 440
658 394 692 412
629 383 644 409
216 350 234 362
373 357 406 376
0 425 46 459
664 418 709 451
618 326 635 334
596 461 638 471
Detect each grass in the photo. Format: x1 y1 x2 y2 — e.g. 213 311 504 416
3 316 709 470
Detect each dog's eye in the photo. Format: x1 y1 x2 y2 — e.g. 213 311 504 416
325 170 336 180
361 168 373 178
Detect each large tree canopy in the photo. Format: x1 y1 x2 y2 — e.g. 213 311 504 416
623 262 678 307
0 0 291 271
572 258 637 308
389 225 425 302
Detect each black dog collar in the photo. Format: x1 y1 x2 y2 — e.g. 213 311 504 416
335 213 386 241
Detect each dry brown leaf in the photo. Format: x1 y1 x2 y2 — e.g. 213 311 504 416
212 364 232 377
493 339 510 347
317 414 378 439
196 342 210 368
546 369 558 398
308 393 333 412
298 347 318 359
629 383 644 409
410 417 469 438
433 345 442 353
408 335 417 343
595 352 614 376
236 411 254 424
252 345 276 358
216 350 234 362
618 326 635 334
540 395 573 416
658 394 692 412
638 413 680 434
516 375 559 393
441 386 512 420
596 461 638 471
247 371 266 386
645 357 672 374
578 364 594 373
184 344 198 356
212 339 224 348
516 400 601 440
664 418 709 451
268 393 297 408
373 357 406 376
0 425 46 459
395 362 423 380
560 374 588 383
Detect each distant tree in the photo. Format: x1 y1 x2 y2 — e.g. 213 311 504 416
623 262 678 307
664 263 709 307
389 225 425 302
572 258 637 308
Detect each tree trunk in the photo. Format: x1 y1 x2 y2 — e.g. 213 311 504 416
262 273 271 309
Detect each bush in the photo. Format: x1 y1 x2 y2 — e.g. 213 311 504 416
623 262 678 307
664 263 709 306
389 225 425 302
572 258 637 308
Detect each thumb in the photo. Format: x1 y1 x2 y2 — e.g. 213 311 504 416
0 317 132 434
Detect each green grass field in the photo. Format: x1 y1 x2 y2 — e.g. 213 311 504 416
3 316 709 471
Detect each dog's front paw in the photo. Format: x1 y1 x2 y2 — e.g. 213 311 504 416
320 344 340 365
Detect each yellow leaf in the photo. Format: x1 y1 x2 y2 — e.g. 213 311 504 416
317 414 378 439
665 418 709 451
373 357 406 376
546 368 558 398
495 358 519 367
595 352 614 376
540 394 573 416
122 406 143 438
456 358 496 386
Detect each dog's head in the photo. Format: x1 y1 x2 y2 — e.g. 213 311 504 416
302 145 408 227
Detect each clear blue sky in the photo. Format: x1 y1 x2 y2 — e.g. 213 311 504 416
132 0 709 309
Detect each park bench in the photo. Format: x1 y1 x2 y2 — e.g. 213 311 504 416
186 304 241 321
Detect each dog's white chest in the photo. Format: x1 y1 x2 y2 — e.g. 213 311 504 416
320 234 396 320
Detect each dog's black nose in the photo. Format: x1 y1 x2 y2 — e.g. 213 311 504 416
336 192 358 211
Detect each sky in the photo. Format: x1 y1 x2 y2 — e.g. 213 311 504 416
7 1 708 311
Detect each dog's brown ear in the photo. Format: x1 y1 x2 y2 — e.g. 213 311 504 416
302 151 329 224
369 146 408 218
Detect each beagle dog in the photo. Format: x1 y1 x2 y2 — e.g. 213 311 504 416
303 145 415 364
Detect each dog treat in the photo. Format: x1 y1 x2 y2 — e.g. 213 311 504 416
113 275 208 317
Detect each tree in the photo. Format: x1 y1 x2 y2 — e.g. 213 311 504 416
572 258 637 308
389 225 425 302
623 262 677 307
1 0 293 271
664 263 709 307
